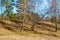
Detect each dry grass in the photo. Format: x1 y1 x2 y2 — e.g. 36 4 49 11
0 35 60 40
0 20 60 38
0 27 17 36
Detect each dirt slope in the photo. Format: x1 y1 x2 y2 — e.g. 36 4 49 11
0 35 60 40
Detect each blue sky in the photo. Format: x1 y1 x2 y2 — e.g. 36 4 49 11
0 0 60 18
0 0 18 14
35 0 52 15
0 0 52 14
30 0 52 16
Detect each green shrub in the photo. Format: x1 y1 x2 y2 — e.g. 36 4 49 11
9 13 16 20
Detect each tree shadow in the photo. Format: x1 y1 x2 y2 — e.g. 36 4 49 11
33 30 60 37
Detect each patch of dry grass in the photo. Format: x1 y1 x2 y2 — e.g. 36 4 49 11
0 20 60 38
0 27 17 36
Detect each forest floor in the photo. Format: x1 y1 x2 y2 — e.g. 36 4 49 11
0 20 60 40
0 35 60 40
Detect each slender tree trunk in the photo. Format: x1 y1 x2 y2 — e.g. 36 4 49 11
55 18 57 32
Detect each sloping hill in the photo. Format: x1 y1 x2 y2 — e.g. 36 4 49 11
0 35 60 40
0 27 17 36
0 20 21 32
0 20 60 37
0 20 21 36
